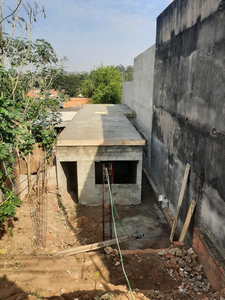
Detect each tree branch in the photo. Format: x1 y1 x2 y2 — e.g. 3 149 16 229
0 0 22 24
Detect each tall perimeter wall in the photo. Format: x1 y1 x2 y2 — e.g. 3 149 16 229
122 45 155 171
152 0 225 257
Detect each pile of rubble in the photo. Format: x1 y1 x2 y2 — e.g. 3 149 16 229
158 246 210 295
104 246 120 266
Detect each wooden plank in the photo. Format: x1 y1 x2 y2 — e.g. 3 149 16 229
53 235 135 256
179 199 196 242
170 163 191 243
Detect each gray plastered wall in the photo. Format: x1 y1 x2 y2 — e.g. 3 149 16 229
152 0 225 257
122 0 225 259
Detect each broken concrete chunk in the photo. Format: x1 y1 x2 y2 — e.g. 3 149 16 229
165 253 174 259
158 249 167 256
104 246 113 255
184 256 192 263
187 247 194 255
175 249 183 257
168 248 176 255
113 248 118 256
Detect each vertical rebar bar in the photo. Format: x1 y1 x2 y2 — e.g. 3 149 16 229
102 164 105 241
109 163 113 240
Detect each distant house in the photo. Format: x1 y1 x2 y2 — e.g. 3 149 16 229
63 97 92 108
27 89 59 99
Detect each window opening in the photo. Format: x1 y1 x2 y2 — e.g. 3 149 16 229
95 161 138 184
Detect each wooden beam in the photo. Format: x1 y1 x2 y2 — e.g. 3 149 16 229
170 163 190 243
53 235 135 256
179 199 196 242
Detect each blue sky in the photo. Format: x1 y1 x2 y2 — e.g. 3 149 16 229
4 0 172 72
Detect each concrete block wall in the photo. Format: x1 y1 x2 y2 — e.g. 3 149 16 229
56 146 143 205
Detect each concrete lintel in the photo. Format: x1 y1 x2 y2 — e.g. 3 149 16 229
57 139 145 146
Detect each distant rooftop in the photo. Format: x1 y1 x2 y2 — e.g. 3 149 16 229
57 104 145 146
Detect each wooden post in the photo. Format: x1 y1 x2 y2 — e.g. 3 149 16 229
179 199 196 242
170 163 190 243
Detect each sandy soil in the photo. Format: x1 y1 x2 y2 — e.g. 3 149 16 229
0 168 224 300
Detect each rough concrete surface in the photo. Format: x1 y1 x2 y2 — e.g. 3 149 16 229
152 0 225 258
57 104 144 146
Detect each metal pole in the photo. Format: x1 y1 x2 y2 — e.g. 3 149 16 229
102 164 105 241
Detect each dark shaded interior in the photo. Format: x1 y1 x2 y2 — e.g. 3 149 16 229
61 161 78 200
95 161 138 184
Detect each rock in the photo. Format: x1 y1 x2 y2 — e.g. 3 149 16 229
167 262 174 269
179 270 184 277
165 253 174 259
105 254 110 260
175 250 183 257
168 269 173 277
113 248 118 255
179 261 186 268
114 261 120 266
168 248 176 256
194 281 202 288
196 275 202 280
104 246 113 255
183 249 188 255
192 260 199 267
187 248 194 255
170 258 178 265
186 266 192 272
191 253 198 260
158 249 167 256
184 256 192 263
203 278 208 284
195 266 202 272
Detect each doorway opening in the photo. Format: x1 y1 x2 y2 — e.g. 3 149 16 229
61 161 78 203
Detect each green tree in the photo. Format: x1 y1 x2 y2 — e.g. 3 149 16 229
115 65 133 81
52 73 89 97
0 1 65 235
81 64 122 104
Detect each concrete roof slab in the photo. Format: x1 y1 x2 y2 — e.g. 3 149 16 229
57 104 145 146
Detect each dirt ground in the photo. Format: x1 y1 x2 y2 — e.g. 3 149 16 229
0 168 224 300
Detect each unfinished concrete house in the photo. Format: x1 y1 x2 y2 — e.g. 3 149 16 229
123 0 225 290
56 104 145 205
